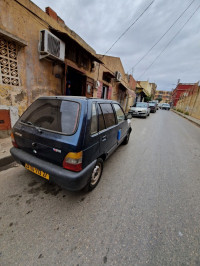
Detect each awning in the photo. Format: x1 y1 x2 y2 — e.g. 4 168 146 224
136 87 150 97
119 82 128 91
126 88 136 97
103 71 115 78
49 27 102 64
119 83 135 97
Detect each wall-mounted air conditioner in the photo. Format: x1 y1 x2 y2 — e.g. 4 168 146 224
115 71 122 81
94 80 100 89
39 30 65 62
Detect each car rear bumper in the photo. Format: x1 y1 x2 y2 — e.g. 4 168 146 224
129 112 147 117
133 114 147 117
10 147 96 191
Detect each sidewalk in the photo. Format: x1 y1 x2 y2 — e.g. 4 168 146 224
172 109 200 128
0 136 14 168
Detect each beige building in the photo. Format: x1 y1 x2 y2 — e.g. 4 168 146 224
0 0 136 137
154 90 172 103
136 81 152 102
93 55 136 112
0 0 102 136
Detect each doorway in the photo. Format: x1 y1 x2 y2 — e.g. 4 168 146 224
101 85 109 99
66 66 85 96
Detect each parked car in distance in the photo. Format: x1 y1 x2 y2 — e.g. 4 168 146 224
148 102 157 113
129 102 150 118
10 96 132 192
149 100 159 110
158 103 162 109
161 103 170 110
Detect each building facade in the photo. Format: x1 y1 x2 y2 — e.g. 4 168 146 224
93 55 136 112
154 90 172 104
176 83 200 119
150 83 157 99
136 81 152 102
0 0 102 137
171 83 198 107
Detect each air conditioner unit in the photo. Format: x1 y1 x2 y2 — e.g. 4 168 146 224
39 30 65 62
115 71 122 81
94 80 100 89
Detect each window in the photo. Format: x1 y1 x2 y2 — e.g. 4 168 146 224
0 37 20 86
101 86 108 99
90 103 98 134
87 84 92 94
100 103 115 128
20 99 80 135
113 104 125 123
98 104 105 131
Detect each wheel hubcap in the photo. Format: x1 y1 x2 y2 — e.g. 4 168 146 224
91 163 101 186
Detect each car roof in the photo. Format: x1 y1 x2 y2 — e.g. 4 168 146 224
38 96 119 104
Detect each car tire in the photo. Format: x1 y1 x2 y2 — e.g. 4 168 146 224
122 131 130 145
84 158 103 192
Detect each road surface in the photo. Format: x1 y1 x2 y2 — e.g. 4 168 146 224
0 110 200 265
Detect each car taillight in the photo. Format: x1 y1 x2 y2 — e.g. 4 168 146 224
63 151 82 172
11 132 18 148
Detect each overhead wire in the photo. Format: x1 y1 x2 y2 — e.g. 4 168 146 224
138 3 200 79
128 0 196 73
102 0 155 57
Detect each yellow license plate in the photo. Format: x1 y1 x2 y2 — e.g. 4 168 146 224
25 163 49 180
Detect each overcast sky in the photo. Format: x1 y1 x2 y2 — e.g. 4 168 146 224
31 0 200 91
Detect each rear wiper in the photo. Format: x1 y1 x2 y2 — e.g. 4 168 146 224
21 120 42 133
21 120 34 126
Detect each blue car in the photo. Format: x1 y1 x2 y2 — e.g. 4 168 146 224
10 96 132 191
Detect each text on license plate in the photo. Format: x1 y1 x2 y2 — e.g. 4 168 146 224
25 163 49 180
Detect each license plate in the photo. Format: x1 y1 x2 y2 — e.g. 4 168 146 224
25 163 49 180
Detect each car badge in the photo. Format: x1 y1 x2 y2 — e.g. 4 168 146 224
53 148 61 153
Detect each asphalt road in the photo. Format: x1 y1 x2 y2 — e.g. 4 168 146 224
1 110 200 266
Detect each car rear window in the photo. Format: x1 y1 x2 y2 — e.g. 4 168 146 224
99 103 116 128
20 99 80 135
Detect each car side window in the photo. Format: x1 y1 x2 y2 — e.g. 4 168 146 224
113 104 125 123
90 103 98 135
99 103 116 128
98 104 106 131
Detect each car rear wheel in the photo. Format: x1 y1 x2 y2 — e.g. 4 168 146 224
84 158 103 192
123 131 130 145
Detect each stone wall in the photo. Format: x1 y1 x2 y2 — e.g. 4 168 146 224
176 85 200 120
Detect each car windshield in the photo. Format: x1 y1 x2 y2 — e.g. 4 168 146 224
149 103 155 106
135 102 147 107
163 104 170 107
20 99 80 135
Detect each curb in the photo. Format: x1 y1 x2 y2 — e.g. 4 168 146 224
172 110 200 128
0 154 14 168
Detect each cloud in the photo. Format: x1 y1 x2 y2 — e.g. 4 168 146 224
32 0 200 90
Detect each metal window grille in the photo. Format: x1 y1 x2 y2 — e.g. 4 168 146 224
0 37 20 86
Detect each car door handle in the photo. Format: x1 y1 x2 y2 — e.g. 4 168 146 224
102 135 107 141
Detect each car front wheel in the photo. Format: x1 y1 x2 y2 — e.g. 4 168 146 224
84 158 103 192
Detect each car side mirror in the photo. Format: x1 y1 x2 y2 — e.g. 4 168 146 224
125 113 132 120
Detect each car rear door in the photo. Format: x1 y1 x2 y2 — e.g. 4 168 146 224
98 103 118 157
112 103 128 143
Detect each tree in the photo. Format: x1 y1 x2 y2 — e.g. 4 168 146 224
156 97 162 102
144 96 152 102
